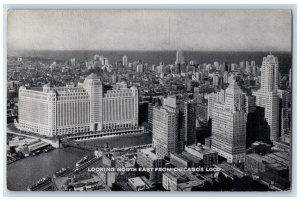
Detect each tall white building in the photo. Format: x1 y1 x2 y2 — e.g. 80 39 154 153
136 64 144 73
211 76 247 163
175 50 184 65
253 54 280 141
122 55 128 66
83 73 103 131
223 71 229 84
152 107 177 158
70 58 76 66
212 73 220 87
214 61 220 69
18 73 139 136
152 96 178 158
104 58 109 65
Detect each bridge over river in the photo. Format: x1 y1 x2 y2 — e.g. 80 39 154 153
7 127 60 148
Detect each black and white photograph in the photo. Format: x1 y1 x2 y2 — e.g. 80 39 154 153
5 8 293 192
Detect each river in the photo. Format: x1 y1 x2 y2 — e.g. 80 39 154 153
7 147 90 191
7 133 152 191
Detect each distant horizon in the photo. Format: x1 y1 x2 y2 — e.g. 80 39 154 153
8 10 291 52
7 49 292 73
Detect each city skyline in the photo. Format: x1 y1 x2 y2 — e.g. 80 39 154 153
7 49 292 191
6 9 292 192
8 10 291 52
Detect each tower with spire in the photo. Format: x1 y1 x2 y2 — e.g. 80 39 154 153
211 75 247 163
253 54 280 141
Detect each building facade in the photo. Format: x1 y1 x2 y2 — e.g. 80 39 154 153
253 54 280 141
136 147 164 181
175 49 184 65
18 73 139 136
278 90 291 139
211 76 247 163
122 55 128 66
185 144 218 168
181 100 196 146
152 106 177 158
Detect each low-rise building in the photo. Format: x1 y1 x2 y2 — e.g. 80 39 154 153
245 151 290 189
128 176 153 191
136 147 164 181
170 153 190 168
185 144 218 168
250 141 272 154
214 162 244 180
162 171 205 191
102 153 115 167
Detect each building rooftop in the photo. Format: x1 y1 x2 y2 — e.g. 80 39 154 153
73 183 86 188
185 144 218 157
104 153 114 160
30 87 43 92
247 151 289 167
86 73 99 79
264 54 278 63
115 154 136 168
247 153 276 164
266 152 290 167
139 147 159 160
164 170 205 191
266 163 287 171
164 171 190 183
171 153 190 163
216 163 244 178
178 180 204 191
128 177 146 187
181 151 202 163
252 141 271 147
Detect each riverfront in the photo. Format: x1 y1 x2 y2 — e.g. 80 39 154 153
7 132 152 191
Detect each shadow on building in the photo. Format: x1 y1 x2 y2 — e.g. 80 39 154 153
246 106 271 148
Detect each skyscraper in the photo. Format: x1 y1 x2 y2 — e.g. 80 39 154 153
122 55 128 66
211 76 247 163
260 54 279 92
153 96 197 155
104 58 109 65
136 64 144 73
175 50 184 65
212 72 220 87
225 62 230 72
253 54 280 141
181 100 196 146
246 62 252 74
152 105 177 158
70 58 76 66
83 73 103 131
278 90 291 139
223 71 229 84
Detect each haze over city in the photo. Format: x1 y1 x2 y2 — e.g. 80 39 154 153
8 10 291 52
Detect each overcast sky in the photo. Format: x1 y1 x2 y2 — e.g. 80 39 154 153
7 10 292 51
